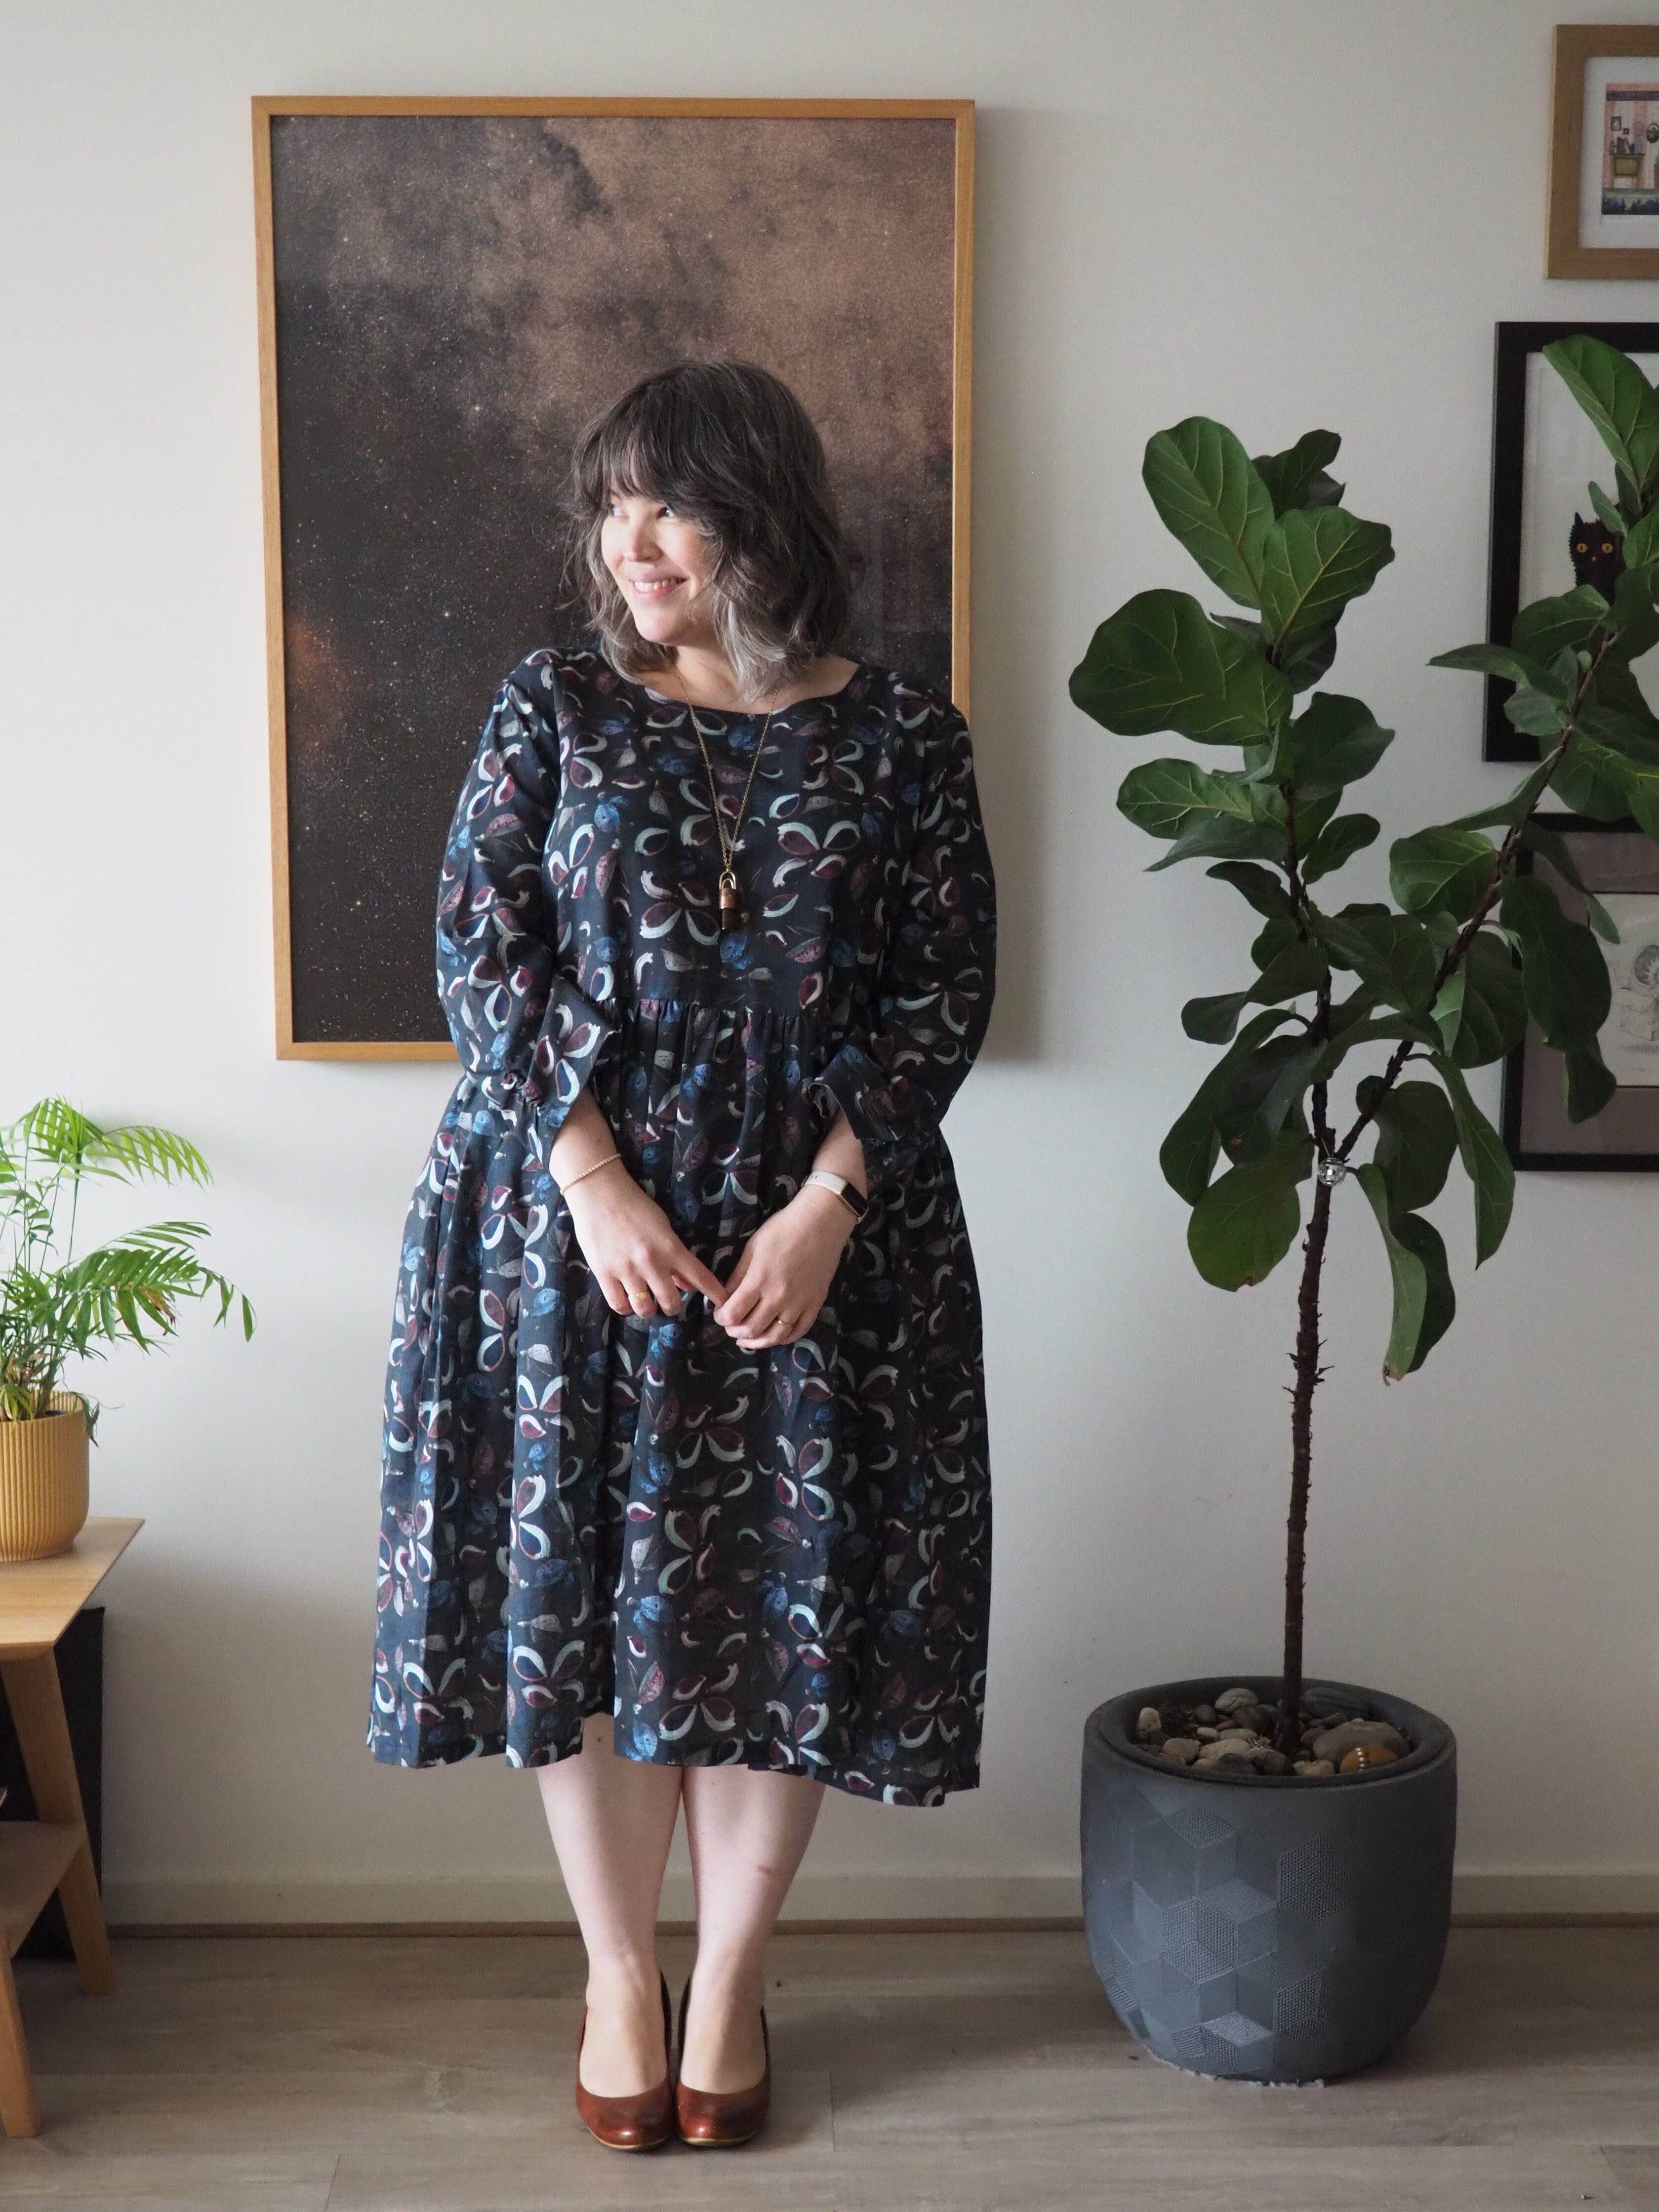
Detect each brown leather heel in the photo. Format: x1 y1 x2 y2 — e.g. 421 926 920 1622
574 1969 674 2152
674 1974 771 2148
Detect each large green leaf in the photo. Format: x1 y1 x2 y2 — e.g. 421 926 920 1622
1252 429 1342 516
1430 641 1553 686
1362 1078 1457 1212
1354 1163 1430 1380
1434 929 1528 1066
1159 1009 1296 1202
1259 507 1395 649
1552 731 1639 822
1608 559 1659 662
1520 819 1619 942
1070 590 1293 745
1544 334 1659 494
1388 826 1498 921
1145 812 1289 873
1591 736 1659 842
1511 584 1610 666
1187 1133 1312 1290
1500 873 1612 1049
1312 906 1438 1011
1214 1035 1325 1163
1565 1044 1619 1123
1593 658 1659 729
1393 1208 1456 1373
1432 1055 1515 1264
1207 860 1295 921
1301 813 1380 883
1504 684 1570 740
1180 939 1329 1043
1142 418 1272 608
1280 692 1394 800
1117 757 1253 841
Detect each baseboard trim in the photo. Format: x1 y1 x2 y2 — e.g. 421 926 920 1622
100 1869 1659 1933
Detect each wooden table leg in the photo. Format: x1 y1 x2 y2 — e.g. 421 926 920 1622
0 1652 113 1997
0 1942 41 2136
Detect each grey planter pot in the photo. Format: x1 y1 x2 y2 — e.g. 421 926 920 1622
1081 1676 1456 2083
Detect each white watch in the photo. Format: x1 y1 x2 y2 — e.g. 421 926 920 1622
805 1168 868 1220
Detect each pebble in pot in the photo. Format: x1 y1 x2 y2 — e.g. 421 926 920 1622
1311 1720 1409 1765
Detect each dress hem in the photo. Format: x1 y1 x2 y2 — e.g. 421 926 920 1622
365 1720 981 1806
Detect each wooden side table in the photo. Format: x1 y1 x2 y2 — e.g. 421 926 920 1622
0 1516 141 2136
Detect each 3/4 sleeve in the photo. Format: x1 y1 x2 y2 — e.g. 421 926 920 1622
809 699 997 1193
436 659 615 1137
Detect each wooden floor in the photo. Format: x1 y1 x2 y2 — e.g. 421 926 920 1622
1 1926 1658 2208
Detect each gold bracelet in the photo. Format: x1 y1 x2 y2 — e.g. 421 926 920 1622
559 1152 623 1193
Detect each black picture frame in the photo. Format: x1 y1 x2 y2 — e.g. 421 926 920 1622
1482 320 1659 762
1501 812 1659 1170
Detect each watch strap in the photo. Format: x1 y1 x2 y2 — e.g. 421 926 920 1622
805 1168 868 1220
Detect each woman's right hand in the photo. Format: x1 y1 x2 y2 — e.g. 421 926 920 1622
562 1161 726 1320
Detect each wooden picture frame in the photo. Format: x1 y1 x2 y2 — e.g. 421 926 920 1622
1548 24 1659 278
252 97 975 1060
1502 813 1659 1170
1481 321 1659 763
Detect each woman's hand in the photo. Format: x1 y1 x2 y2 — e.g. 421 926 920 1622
713 1184 858 1351
561 1161 726 1320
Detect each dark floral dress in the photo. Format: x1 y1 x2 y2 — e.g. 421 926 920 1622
368 646 996 1803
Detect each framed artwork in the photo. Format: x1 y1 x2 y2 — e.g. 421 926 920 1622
1548 24 1659 277
1481 321 1659 763
1502 814 1659 1170
252 97 974 1058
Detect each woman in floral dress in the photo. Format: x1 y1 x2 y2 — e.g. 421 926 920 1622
371 359 995 2147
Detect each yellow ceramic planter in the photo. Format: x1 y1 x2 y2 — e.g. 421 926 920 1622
0 1393 89 1561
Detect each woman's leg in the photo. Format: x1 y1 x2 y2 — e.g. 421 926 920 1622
535 1714 685 2094
678 1764 826 2090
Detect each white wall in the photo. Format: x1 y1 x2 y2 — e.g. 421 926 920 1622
4 0 1657 1926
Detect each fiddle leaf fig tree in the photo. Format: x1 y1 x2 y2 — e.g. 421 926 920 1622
1070 336 1659 1757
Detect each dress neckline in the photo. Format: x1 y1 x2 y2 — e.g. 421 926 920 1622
601 651 870 720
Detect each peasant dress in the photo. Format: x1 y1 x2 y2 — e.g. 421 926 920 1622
368 645 996 1804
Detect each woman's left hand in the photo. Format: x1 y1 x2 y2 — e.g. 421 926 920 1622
713 1184 859 1351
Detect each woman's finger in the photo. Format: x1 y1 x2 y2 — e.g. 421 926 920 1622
642 1259 683 1315
716 1270 769 1328
669 1247 726 1304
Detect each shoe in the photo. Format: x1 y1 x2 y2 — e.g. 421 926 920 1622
574 1968 674 2152
675 1973 771 2148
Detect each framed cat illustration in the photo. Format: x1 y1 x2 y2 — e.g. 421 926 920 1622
1482 321 1659 762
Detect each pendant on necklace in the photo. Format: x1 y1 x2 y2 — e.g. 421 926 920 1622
718 870 745 932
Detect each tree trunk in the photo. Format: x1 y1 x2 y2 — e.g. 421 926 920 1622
1279 1172 1333 1754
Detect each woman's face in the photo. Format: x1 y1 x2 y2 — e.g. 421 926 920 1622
601 489 718 651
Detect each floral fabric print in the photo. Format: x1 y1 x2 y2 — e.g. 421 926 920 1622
369 647 996 1803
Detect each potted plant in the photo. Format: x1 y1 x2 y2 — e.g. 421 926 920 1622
1069 336 1659 2082
0 1098 253 1560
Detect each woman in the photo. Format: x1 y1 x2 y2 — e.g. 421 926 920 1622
370 358 996 2150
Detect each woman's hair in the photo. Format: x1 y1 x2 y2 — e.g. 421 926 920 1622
565 358 863 696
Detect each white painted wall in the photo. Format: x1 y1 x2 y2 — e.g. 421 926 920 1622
4 0 1656 1925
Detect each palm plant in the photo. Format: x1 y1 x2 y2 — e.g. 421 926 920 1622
1070 334 1659 1756
0 1098 253 1427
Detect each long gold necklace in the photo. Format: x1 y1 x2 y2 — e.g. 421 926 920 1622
691 704 775 933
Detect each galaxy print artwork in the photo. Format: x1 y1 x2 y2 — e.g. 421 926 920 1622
255 103 970 1051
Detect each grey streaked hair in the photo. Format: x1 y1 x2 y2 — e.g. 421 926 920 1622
564 358 863 699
